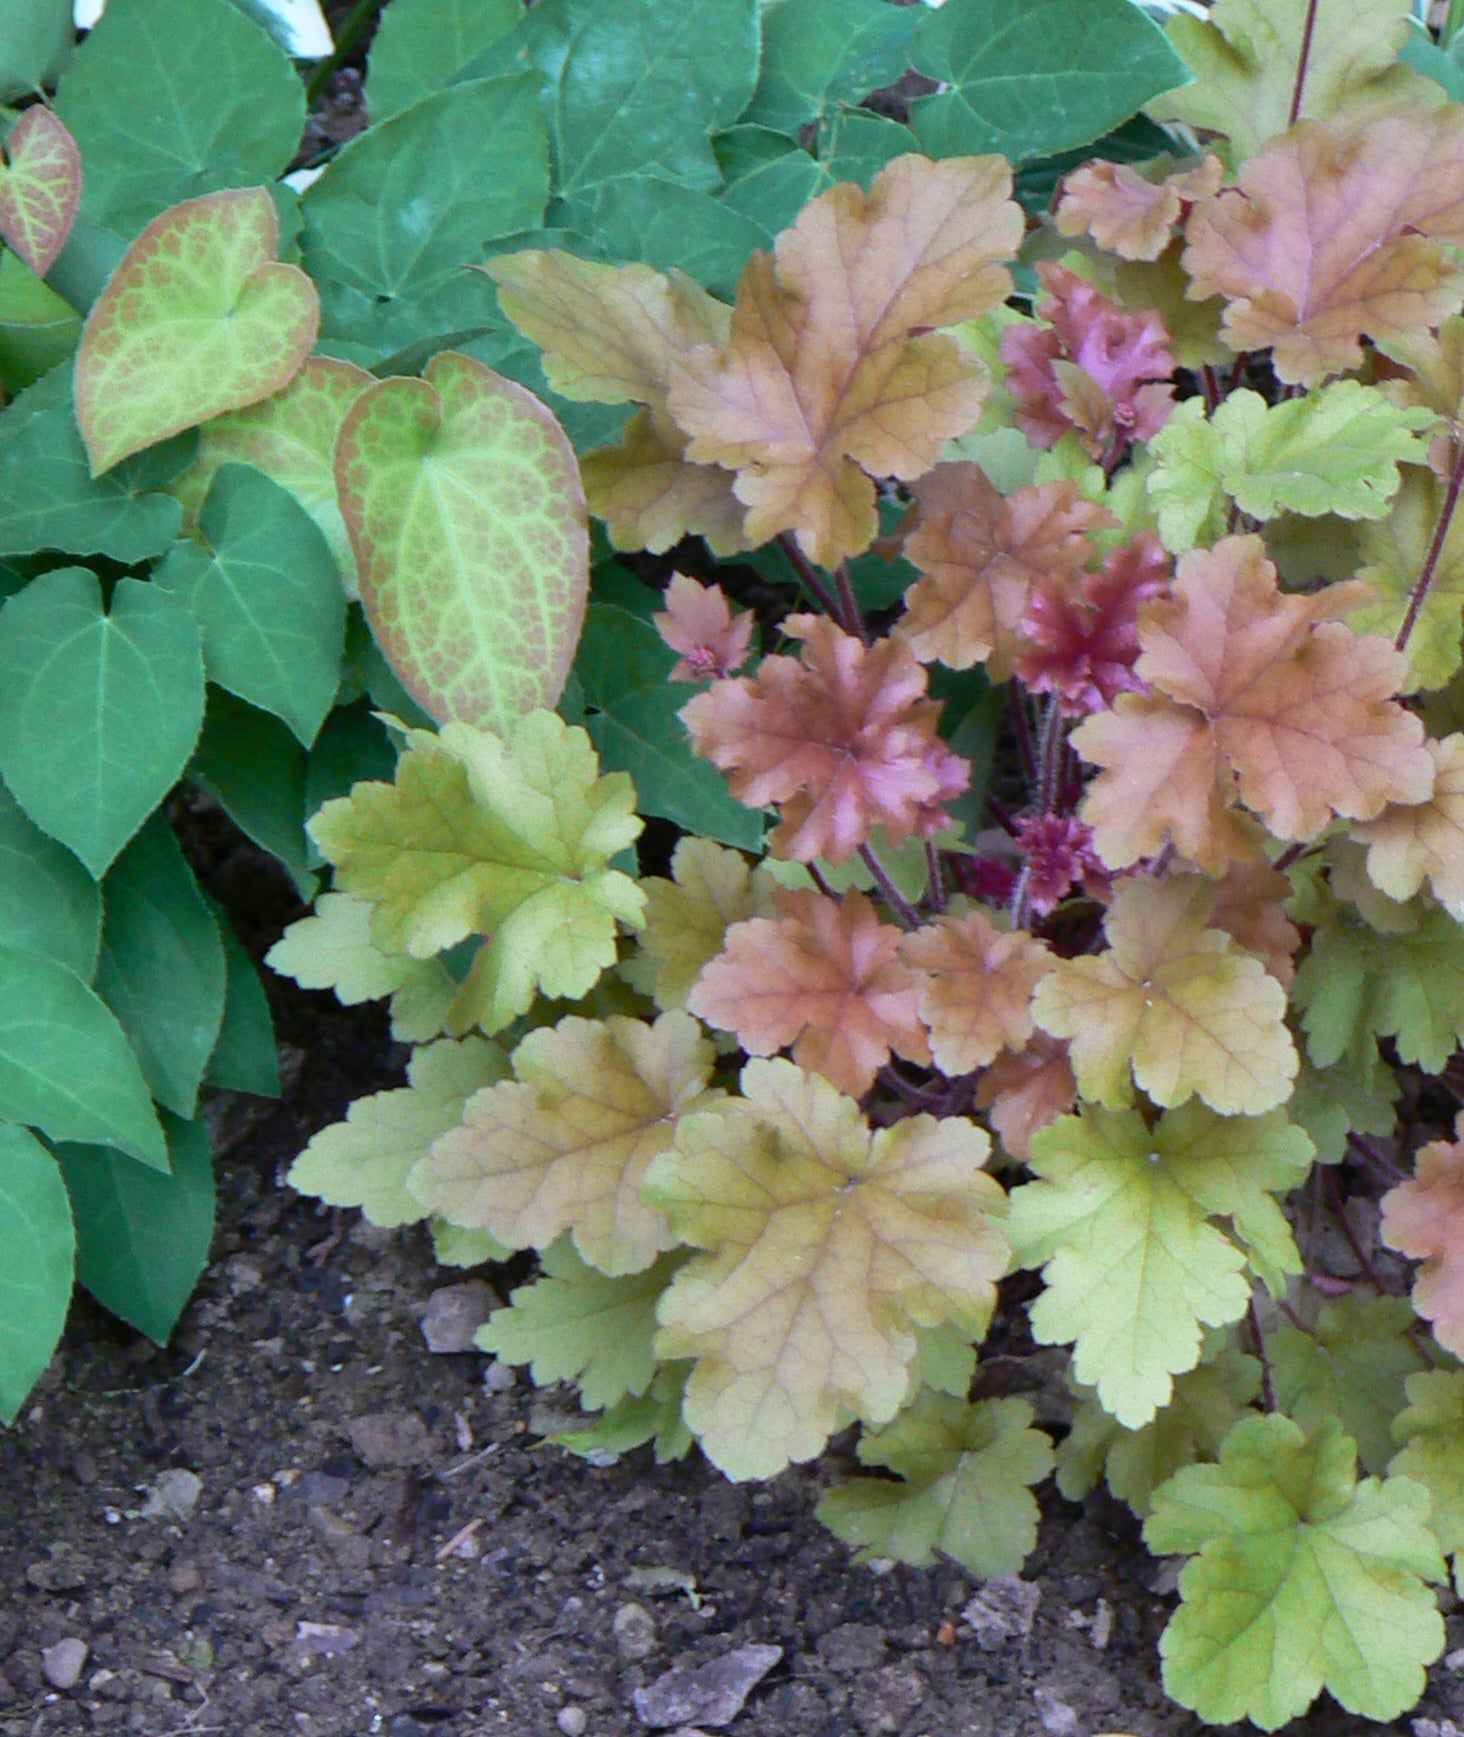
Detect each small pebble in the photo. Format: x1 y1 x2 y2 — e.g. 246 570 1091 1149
483 1360 517 1393
167 1559 201 1595
40 1638 88 1691
141 1468 202 1521
556 1708 588 1737
613 1601 658 1661
421 1281 493 1353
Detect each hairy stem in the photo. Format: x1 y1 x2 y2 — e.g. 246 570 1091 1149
834 563 871 646
1036 697 1067 816
1396 438 1464 654
777 534 846 626
924 840 948 915
1288 0 1322 126
859 843 921 929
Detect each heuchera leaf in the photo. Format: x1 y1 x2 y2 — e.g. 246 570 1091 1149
1350 466 1464 692
974 1035 1077 1162
75 187 319 475
0 106 81 278
623 837 779 1013
1357 735 1464 912
644 1058 1009 1479
1182 113 1464 385
1072 536 1432 874
667 153 1024 566
336 351 589 732
1382 1117 1464 1360
1032 874 1296 1116
654 574 754 683
897 464 1117 680
411 1011 719 1277
1143 1414 1445 1730
1147 384 1433 554
818 1393 1054 1578
552 1362 693 1465
687 888 930 1097
1009 1101 1309 1427
900 906 1051 1076
1055 155 1223 264
307 715 645 1032
681 612 968 864
1147 0 1436 165
1389 1370 1464 1562
288 1037 509 1229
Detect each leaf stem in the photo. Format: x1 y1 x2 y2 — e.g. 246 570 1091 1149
834 563 871 646
1288 0 1322 126
925 840 948 914
878 1064 947 1110
1323 1165 1398 1293
1248 1298 1277 1411
1396 437 1464 654
306 0 377 102
859 843 921 929
777 534 851 631
1035 696 1067 817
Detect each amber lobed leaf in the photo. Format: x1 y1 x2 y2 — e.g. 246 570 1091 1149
1357 735 1464 914
1073 536 1432 874
625 837 780 1013
688 888 929 1097
1183 114 1464 385
1055 156 1224 264
681 612 967 864
0 106 82 279
974 1035 1077 1162
1032 874 1296 1116
667 153 1023 567
486 249 746 555
644 1059 1009 1479
1382 1115 1464 1358
898 463 1117 680
901 906 1052 1077
411 1011 719 1278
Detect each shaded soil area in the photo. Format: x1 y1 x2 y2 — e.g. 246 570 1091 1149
1 856 1463 1737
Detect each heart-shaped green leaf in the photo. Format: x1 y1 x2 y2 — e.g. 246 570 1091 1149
75 186 319 475
0 106 81 278
0 1123 73 1425
0 567 206 877
336 351 589 730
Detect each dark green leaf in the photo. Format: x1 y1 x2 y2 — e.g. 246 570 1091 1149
55 1111 215 1343
0 251 80 392
204 903 279 1097
190 688 315 897
0 942 165 1166
303 701 396 827
96 815 226 1119
744 0 916 135
0 0 72 104
566 175 767 302
816 107 912 184
928 665 999 834
576 601 763 850
0 1122 72 1425
1402 26 1464 101
0 778 100 978
366 0 525 122
54 0 306 237
0 568 205 877
717 125 827 235
153 464 346 748
911 0 1190 165
1015 114 1174 217
459 304 630 451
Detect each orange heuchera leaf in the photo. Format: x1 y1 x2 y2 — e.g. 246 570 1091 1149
902 908 1052 1077
687 888 930 1095
486 250 746 555
1073 536 1433 874
1055 155 1224 264
1031 873 1296 1115
1206 860 1301 989
1357 734 1464 912
898 463 1117 680
974 1036 1077 1162
1382 1115 1464 1356
654 574 755 682
667 154 1023 567
0 106 82 279
1183 114 1464 386
681 612 968 863
644 1058 1009 1477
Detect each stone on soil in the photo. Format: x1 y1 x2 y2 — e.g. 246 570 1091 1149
420 1281 493 1353
632 1644 781 1728
40 1638 87 1690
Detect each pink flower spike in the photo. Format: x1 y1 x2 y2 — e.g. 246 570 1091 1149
1014 814 1110 916
654 573 756 682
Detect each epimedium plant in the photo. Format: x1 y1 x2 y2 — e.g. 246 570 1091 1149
258 0 1464 1730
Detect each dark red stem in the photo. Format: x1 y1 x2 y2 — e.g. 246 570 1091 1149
1288 0 1322 126
1396 439 1464 654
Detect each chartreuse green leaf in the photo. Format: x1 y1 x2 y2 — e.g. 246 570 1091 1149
336 352 589 731
910 0 1190 165
290 1036 506 1227
308 715 644 1032
54 0 304 236
365 0 524 123
0 780 99 978
204 911 279 1098
1352 466 1464 693
1148 385 1433 554
1008 1103 1312 1427
499 0 760 197
573 604 763 852
0 1122 72 1425
0 105 82 278
1145 1415 1446 1730
300 73 547 355
154 465 346 747
95 816 226 1120
0 252 81 392
0 0 72 105
1294 904 1464 1073
476 1239 677 1410
744 0 917 135
818 1394 1053 1578
0 943 165 1167
1270 1295 1427 1476
0 364 183 562
53 1112 214 1344
76 188 319 475
1389 1371 1464 1563
1058 1345 1261 1517
0 568 205 878
552 1362 693 1464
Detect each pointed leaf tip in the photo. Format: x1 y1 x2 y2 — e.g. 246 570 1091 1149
0 107 82 279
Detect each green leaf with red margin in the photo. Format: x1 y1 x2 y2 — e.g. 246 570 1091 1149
0 107 81 279
75 187 319 476
336 351 589 732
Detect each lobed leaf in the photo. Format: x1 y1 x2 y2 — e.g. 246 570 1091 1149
1382 1118 1464 1360
1357 735 1464 912
901 906 1052 1076
1350 465 1464 692
625 837 779 1014
1389 1370 1464 1562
